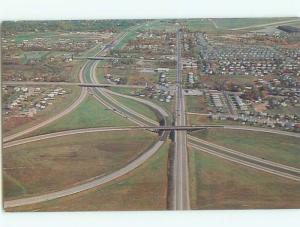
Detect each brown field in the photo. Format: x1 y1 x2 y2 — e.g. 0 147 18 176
3 130 157 200
189 148 300 209
7 141 170 211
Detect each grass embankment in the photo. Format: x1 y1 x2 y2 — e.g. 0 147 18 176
7 140 170 211
191 129 300 168
110 94 158 122
30 96 134 136
3 130 158 200
189 148 300 209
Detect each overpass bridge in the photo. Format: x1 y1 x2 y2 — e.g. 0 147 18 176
73 56 158 62
126 125 224 131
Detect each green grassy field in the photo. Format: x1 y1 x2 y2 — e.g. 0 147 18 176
184 19 217 32
7 140 170 211
186 96 209 113
3 130 158 200
109 87 138 95
187 114 241 126
110 94 158 122
213 18 299 29
30 96 134 136
189 148 300 209
191 129 300 168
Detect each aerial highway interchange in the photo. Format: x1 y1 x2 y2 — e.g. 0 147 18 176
2 19 300 211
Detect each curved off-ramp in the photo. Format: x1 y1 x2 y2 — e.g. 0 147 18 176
3 31 131 143
4 138 164 208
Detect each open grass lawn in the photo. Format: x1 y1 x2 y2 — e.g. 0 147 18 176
187 114 245 126
191 129 300 168
110 94 158 122
31 96 134 136
3 130 158 200
109 87 138 95
186 96 209 113
189 148 300 209
7 140 170 211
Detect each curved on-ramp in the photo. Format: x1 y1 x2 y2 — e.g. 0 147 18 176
4 139 164 208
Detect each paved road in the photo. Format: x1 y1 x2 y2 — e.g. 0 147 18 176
3 42 111 142
2 81 146 88
173 30 190 210
4 140 164 208
189 135 300 175
3 30 141 143
3 127 135 149
4 29 173 209
189 142 300 182
3 68 88 143
3 125 222 149
86 56 159 127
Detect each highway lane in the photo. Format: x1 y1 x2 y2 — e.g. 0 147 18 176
4 29 172 209
2 81 146 89
173 30 190 210
84 56 158 127
189 142 300 182
3 66 88 143
188 135 300 174
3 29 141 143
3 28 169 208
3 126 222 149
3 41 112 142
3 127 135 149
4 140 164 209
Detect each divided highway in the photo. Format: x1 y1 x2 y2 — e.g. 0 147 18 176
188 136 300 182
3 27 170 209
3 24 300 210
173 30 190 210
